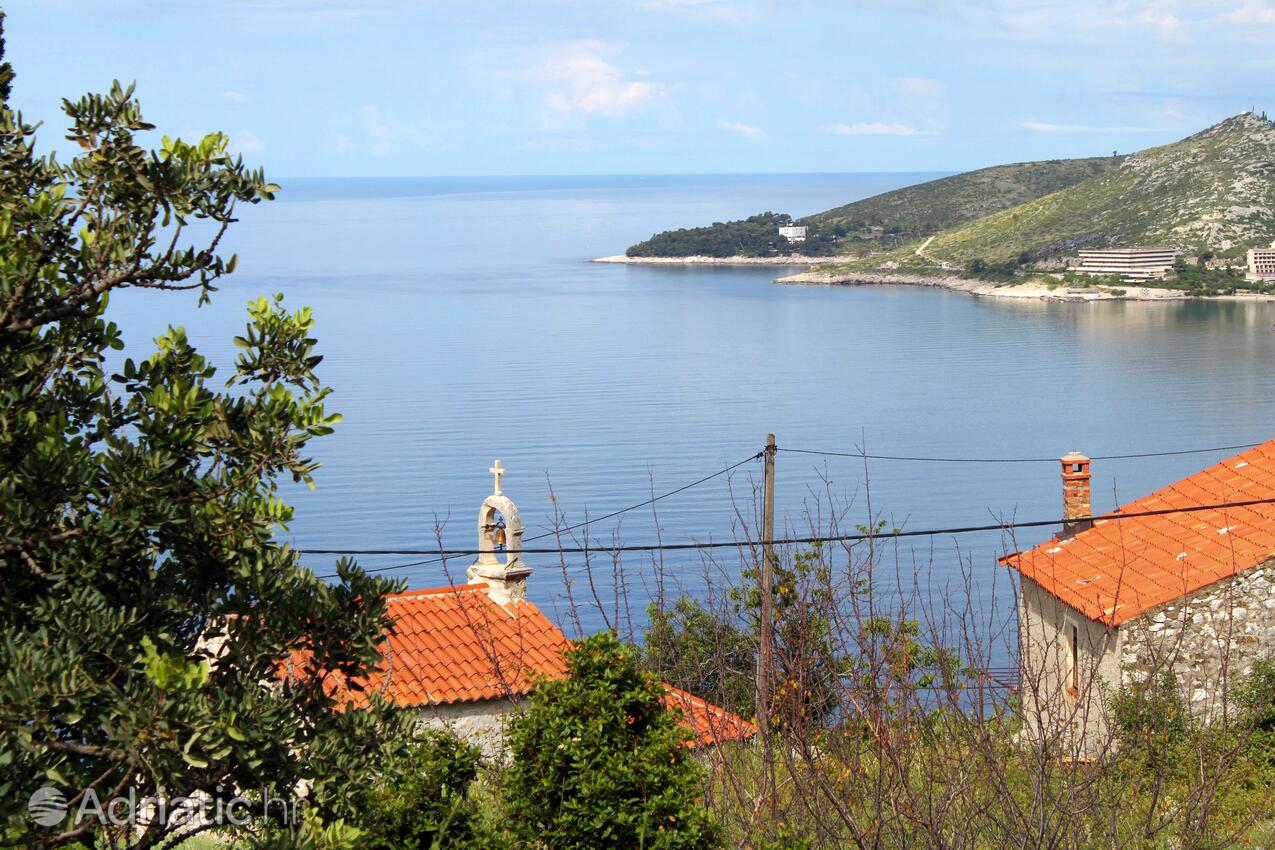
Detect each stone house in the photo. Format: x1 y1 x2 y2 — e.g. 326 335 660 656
1002 441 1275 754
327 461 755 757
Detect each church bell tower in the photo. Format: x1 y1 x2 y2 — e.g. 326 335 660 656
466 459 533 605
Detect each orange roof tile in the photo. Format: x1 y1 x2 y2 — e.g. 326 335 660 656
311 582 754 748
661 684 757 748
365 583 570 707
1002 440 1275 626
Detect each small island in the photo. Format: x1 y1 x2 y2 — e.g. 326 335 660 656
601 113 1275 301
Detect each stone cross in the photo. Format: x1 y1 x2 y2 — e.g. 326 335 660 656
489 459 506 496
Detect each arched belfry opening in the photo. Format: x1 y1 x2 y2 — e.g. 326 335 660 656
467 459 532 605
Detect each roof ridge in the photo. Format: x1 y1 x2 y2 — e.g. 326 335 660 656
389 582 488 599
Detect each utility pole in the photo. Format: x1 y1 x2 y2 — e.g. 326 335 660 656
757 433 776 810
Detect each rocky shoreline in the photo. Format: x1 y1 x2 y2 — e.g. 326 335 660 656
773 268 1275 302
775 268 997 295
592 254 835 266
593 255 1275 303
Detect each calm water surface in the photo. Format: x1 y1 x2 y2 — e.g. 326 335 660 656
110 174 1275 635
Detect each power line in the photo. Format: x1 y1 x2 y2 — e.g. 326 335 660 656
309 451 763 579
776 441 1265 464
302 496 1275 577
305 437 1269 579
521 451 763 544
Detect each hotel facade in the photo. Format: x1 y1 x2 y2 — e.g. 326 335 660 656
1246 244 1275 281
1073 246 1178 280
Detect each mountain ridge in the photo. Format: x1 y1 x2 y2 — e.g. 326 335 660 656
623 113 1275 271
925 112 1275 264
624 156 1124 258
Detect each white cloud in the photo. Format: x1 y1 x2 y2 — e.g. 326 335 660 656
1130 4 1187 38
718 119 762 137
1223 0 1275 23
535 40 662 121
990 1 1196 45
219 90 249 104
826 121 933 137
1021 120 1155 133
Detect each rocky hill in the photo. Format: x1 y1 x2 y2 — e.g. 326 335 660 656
925 113 1275 264
805 156 1122 248
624 158 1123 258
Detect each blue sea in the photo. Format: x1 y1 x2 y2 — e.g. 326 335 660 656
108 173 1275 637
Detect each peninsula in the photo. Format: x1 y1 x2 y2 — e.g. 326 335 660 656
600 113 1275 300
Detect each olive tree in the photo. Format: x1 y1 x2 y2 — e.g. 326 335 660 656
0 79 406 849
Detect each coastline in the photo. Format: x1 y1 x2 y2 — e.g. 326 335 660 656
774 268 1275 302
592 254 834 266
592 255 1275 303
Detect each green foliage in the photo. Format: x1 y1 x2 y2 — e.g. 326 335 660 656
748 822 814 850
643 598 755 718
352 731 490 850
964 256 1020 281
1238 658 1275 733
1110 671 1188 765
503 633 720 850
626 212 840 258
645 543 965 734
624 157 1121 260
1167 256 1270 295
808 156 1122 252
0 13 12 105
0 81 407 849
238 813 365 850
749 544 844 729
1237 657 1275 769
852 616 963 695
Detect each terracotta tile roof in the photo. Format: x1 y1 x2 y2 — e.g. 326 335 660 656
661 684 757 747
358 583 571 707
317 582 754 748
1002 440 1275 626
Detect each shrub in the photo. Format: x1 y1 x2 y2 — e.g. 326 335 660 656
643 598 755 718
1111 671 1188 764
1238 658 1275 733
503 633 720 850
354 730 489 850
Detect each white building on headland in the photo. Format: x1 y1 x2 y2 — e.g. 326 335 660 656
778 225 807 242
1074 246 1178 280
1246 242 1275 281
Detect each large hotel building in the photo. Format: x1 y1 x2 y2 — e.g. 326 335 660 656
1073 246 1179 280
1247 244 1275 281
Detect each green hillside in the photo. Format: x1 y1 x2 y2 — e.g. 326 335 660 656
806 156 1123 247
926 113 1275 264
624 157 1123 258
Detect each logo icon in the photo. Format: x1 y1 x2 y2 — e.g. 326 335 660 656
28 786 67 827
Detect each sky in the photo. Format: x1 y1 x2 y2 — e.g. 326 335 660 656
6 0 1275 177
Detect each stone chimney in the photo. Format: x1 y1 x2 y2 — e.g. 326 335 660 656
1060 451 1092 535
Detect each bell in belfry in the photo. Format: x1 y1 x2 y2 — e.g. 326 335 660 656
468 459 531 604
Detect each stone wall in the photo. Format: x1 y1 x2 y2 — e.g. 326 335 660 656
1119 558 1275 721
413 698 520 759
